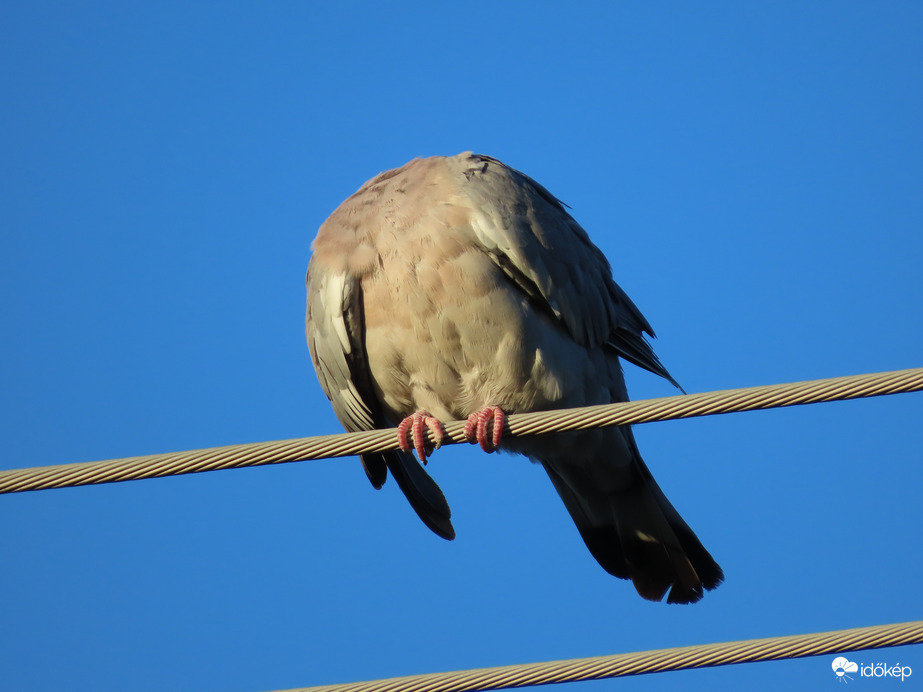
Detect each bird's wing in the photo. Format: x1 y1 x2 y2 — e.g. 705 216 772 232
457 153 680 388
305 260 455 539
306 266 376 436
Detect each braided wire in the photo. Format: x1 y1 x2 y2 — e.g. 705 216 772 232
1 367 921 494
279 620 923 692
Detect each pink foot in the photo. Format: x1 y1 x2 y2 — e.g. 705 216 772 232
397 411 445 464
464 405 506 453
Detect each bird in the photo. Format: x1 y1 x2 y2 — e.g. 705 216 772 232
305 152 723 603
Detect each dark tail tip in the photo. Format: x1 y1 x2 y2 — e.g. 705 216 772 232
382 450 455 540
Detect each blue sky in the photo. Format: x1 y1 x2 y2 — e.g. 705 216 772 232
2 3 921 691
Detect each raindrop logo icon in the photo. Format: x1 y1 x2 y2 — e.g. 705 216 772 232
832 657 859 683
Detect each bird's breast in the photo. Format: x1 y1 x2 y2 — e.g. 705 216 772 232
359 240 578 424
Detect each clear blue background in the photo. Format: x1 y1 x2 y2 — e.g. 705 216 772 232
2 3 921 691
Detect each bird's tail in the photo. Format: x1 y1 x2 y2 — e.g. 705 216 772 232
361 450 456 540
540 432 722 604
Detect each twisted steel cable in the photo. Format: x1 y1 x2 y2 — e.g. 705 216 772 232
1 367 921 494
277 620 923 692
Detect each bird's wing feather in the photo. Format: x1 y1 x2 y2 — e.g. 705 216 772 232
458 153 680 388
306 267 376 433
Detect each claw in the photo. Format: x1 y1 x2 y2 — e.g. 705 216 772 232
464 405 506 453
397 411 445 464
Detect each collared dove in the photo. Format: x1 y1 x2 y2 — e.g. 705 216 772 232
306 152 723 603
